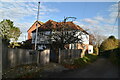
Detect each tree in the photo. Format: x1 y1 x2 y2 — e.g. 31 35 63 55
100 35 119 52
0 19 11 40
9 27 21 42
91 31 107 47
0 19 21 42
20 39 32 49
89 34 96 45
48 17 87 50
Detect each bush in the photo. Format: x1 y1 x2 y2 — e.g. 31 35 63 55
109 48 120 66
73 54 98 68
93 46 99 55
62 54 98 69
85 54 98 62
100 36 119 52
73 58 87 67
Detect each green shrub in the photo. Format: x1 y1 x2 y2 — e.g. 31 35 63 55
73 58 87 67
73 54 98 67
85 54 98 62
100 36 119 52
62 54 98 69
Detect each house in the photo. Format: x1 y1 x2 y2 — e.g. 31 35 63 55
27 21 44 40
27 20 93 54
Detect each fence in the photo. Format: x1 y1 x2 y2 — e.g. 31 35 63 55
59 49 82 63
0 38 2 79
2 48 38 70
1 39 50 70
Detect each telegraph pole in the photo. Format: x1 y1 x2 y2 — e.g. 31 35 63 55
35 2 40 65
35 2 40 50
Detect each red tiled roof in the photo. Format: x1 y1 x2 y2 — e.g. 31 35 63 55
32 20 89 34
41 20 58 29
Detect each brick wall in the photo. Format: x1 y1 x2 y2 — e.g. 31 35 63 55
27 22 41 40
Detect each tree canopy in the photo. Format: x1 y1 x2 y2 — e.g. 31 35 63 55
0 19 21 42
49 17 88 50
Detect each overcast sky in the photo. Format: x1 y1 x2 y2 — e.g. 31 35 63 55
0 1 119 42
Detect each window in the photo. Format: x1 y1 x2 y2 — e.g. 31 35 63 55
74 43 76 49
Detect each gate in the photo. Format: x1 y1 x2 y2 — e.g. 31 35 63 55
50 48 59 63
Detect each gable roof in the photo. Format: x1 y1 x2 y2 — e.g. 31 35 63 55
27 21 44 32
32 20 89 34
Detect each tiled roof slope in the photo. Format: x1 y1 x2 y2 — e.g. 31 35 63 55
32 20 88 34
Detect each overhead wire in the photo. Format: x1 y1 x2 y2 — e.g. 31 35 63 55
110 2 119 35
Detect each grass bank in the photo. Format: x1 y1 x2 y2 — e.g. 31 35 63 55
62 54 98 69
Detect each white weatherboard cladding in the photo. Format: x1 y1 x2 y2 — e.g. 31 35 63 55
76 32 89 44
32 31 89 45
32 31 51 44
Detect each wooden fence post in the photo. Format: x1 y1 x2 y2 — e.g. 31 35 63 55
37 50 39 66
0 38 2 80
58 48 61 63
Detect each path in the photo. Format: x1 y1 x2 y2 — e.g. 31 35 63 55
43 58 119 78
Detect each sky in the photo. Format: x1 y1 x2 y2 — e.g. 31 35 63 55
0 1 119 42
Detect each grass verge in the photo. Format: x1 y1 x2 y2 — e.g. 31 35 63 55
62 54 98 69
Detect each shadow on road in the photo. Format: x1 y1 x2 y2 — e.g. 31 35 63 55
42 57 119 78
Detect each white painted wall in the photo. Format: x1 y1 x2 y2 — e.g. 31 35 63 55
81 34 89 44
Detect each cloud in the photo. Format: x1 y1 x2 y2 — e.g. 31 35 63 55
1 0 119 2
0 2 59 42
0 2 59 22
1 0 42 2
81 18 99 25
107 3 118 23
16 23 32 33
73 21 85 27
94 16 104 21
15 22 32 42
73 21 90 31
76 3 118 38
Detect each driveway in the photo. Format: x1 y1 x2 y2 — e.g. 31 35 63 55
43 58 119 78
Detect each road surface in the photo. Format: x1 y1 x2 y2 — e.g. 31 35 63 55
43 58 119 78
